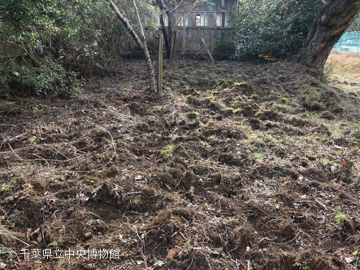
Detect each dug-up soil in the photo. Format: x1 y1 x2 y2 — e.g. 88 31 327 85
1 59 360 270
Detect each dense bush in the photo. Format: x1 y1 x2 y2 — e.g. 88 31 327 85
0 0 157 96
215 29 236 60
0 0 84 96
216 0 324 61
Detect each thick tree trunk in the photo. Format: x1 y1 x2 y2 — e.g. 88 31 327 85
298 0 360 72
109 0 156 92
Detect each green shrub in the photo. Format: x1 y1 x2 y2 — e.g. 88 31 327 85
2 58 81 97
215 29 236 60
0 0 87 95
226 0 324 60
0 0 157 96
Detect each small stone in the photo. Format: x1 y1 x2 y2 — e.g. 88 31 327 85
84 232 92 239
0 262 7 270
85 263 93 269
9 209 21 219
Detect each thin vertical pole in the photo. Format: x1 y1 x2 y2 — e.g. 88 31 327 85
157 33 163 92
182 20 186 58
221 0 225 28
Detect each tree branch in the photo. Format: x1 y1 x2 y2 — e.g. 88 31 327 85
160 0 168 11
132 0 145 40
109 0 144 50
173 0 185 14
109 0 156 92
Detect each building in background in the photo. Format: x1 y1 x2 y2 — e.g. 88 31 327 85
123 0 237 56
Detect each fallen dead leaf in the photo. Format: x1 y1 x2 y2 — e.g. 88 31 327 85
167 248 181 260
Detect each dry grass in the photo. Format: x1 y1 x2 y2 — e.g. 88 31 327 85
325 51 360 92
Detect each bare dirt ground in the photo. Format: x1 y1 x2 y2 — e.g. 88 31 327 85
1 57 360 270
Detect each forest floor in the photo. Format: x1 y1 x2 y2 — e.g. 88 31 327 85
1 52 360 270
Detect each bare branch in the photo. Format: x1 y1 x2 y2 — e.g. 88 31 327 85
160 0 168 10
109 0 144 50
109 0 156 91
173 0 185 14
132 0 145 40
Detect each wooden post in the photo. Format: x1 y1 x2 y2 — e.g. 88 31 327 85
192 13 196 27
221 0 225 28
201 37 214 63
222 11 225 28
157 33 163 92
170 31 177 61
182 21 186 57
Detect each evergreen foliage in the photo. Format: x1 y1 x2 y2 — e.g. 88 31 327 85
0 0 156 96
216 0 324 61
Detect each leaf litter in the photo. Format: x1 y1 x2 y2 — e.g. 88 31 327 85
0 58 360 269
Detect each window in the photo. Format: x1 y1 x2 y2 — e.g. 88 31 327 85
196 13 214 26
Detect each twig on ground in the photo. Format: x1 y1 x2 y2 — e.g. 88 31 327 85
186 255 194 270
122 192 142 196
8 143 23 161
41 227 47 246
31 153 50 168
275 230 301 245
84 211 110 230
205 254 212 270
86 211 102 220
134 226 147 269
0 229 30 247
151 242 162 253
179 231 187 240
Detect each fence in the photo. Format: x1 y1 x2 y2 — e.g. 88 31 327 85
121 0 237 55
333 31 360 54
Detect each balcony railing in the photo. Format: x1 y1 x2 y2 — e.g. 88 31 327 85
160 11 233 28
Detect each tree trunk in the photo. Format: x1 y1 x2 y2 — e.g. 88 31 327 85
131 0 156 92
109 0 156 92
168 12 172 55
157 0 185 59
298 0 360 72
159 7 171 59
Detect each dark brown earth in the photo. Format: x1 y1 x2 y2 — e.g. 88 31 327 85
1 60 360 270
